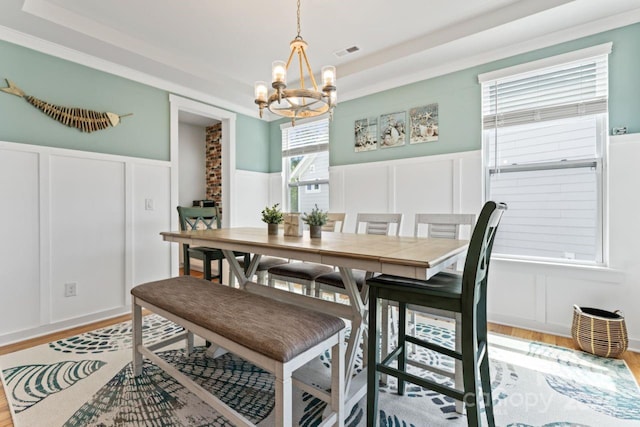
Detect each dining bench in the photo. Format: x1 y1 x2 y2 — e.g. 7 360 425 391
131 275 345 427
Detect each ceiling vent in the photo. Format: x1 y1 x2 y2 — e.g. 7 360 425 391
333 45 360 58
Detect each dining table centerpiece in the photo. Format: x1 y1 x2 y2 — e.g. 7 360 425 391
261 203 284 235
302 204 328 238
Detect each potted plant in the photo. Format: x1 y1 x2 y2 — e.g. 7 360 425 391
302 204 328 238
261 203 284 235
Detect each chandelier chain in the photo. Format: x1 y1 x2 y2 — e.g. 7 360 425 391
296 0 301 38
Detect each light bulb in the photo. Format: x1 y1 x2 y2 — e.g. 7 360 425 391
322 65 336 87
254 81 268 102
272 61 287 84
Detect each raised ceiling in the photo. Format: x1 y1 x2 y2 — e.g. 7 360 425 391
1 0 640 118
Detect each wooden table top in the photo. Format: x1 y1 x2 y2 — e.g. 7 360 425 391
161 227 468 279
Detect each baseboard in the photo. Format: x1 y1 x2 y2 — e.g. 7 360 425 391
0 307 130 347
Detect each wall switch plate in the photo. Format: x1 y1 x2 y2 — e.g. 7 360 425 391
64 282 77 297
145 198 154 211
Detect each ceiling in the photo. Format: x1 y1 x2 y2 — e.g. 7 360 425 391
1 0 640 119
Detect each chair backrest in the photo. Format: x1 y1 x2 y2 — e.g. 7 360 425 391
177 206 221 232
461 201 507 305
323 213 346 232
414 213 476 239
355 213 403 236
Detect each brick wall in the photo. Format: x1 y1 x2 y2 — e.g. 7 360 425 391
205 123 222 214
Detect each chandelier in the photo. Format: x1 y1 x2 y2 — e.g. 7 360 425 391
254 0 337 124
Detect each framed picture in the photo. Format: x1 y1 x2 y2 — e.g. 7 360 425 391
409 103 439 144
354 117 377 152
379 111 406 148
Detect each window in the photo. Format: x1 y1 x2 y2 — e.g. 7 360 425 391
281 118 330 213
479 43 611 264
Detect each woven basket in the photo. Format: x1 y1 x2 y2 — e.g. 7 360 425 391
571 305 628 358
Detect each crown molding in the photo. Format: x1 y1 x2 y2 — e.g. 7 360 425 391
339 8 640 104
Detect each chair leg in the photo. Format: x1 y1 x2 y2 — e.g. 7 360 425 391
182 246 191 276
380 299 390 386
217 259 224 284
306 281 315 296
203 256 212 281
410 310 417 355
477 287 495 427
367 286 381 427
480 350 494 427
397 301 407 395
257 270 267 285
461 318 481 427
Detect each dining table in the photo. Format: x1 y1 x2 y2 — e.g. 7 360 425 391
160 227 469 413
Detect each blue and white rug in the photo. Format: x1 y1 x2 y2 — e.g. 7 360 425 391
1 314 639 426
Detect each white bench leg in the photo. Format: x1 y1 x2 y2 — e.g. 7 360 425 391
275 364 293 427
332 331 345 427
132 301 143 376
186 331 194 355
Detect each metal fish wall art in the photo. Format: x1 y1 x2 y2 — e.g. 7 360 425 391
1 79 132 133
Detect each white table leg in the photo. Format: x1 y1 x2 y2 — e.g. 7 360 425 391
337 267 367 393
221 249 261 289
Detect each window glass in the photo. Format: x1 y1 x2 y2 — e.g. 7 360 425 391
281 119 330 213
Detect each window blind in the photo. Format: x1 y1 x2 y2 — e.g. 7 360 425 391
281 118 329 157
482 57 608 131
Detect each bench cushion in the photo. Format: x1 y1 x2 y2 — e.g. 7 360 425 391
131 276 345 362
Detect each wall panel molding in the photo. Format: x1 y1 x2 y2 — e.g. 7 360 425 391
0 140 171 345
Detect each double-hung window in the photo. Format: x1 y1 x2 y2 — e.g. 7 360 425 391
479 43 611 264
281 118 330 213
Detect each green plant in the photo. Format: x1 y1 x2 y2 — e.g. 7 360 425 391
261 203 284 224
302 204 328 226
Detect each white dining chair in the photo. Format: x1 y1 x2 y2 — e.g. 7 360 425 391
314 213 403 300
266 213 347 295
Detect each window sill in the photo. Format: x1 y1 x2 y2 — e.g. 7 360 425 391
491 256 625 284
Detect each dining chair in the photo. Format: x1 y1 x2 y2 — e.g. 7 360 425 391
177 206 247 285
404 213 476 353
266 212 346 295
313 213 403 299
366 201 506 427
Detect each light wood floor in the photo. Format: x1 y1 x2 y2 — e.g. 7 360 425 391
1 279 639 427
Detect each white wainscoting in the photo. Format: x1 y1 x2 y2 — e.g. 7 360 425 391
0 141 172 345
329 151 484 236
327 143 639 350
3 136 639 351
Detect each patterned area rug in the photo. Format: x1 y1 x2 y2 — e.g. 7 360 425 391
1 314 639 426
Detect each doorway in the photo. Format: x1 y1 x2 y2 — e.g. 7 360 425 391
169 95 237 276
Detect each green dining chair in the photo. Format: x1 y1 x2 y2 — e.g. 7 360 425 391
366 201 507 427
177 206 247 284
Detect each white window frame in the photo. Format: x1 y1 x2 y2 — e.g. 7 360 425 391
478 43 612 266
280 117 330 212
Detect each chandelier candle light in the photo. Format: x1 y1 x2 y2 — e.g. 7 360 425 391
254 0 337 125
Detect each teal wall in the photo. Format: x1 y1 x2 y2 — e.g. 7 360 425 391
236 113 270 173
0 39 270 171
0 39 170 160
269 22 640 172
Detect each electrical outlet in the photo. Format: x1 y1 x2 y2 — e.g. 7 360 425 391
145 198 154 211
64 282 77 297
